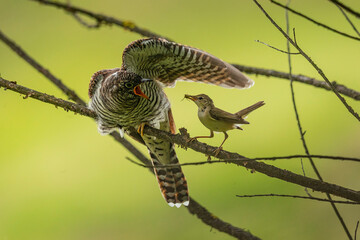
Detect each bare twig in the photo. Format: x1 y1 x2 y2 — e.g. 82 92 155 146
236 194 359 205
28 0 360 101
0 29 85 105
329 0 360 19
334 3 360 37
254 0 360 122
31 0 169 40
232 65 360 101
1 78 360 203
270 0 360 41
0 77 95 118
255 40 300 54
71 13 101 28
284 2 352 237
355 221 359 240
128 155 360 168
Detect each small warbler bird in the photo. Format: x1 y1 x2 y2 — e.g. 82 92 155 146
185 94 265 156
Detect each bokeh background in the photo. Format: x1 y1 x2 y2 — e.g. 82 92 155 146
0 0 359 239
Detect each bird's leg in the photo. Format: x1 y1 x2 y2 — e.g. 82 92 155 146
213 132 228 157
137 122 147 136
187 130 214 143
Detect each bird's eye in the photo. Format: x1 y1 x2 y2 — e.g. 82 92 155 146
124 82 133 88
198 97 203 100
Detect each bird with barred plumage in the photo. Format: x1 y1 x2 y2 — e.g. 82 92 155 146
88 38 254 207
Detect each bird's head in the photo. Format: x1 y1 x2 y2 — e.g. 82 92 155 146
89 69 152 103
185 94 214 108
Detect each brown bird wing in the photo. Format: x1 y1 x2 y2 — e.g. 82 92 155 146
209 107 249 124
122 38 254 89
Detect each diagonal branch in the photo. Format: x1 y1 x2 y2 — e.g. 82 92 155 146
231 64 360 101
329 0 360 19
284 3 352 239
28 0 360 101
270 0 360 41
0 29 85 105
2 77 360 203
253 0 360 122
236 194 359 205
31 0 169 40
334 2 360 37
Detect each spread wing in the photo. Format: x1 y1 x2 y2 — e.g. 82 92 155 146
209 108 249 124
122 38 254 89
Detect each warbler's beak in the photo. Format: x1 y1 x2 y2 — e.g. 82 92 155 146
184 94 197 101
134 85 149 100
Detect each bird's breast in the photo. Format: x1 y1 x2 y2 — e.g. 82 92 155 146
198 109 235 132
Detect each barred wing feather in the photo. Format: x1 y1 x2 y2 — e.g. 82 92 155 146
122 38 254 89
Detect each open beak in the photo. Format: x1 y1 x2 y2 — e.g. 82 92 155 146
184 94 197 101
133 85 149 100
133 79 152 100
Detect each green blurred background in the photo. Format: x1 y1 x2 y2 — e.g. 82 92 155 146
0 0 359 239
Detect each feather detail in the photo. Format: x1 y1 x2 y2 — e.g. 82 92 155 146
122 38 254 89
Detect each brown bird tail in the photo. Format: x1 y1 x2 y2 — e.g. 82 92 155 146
236 101 265 118
149 147 189 208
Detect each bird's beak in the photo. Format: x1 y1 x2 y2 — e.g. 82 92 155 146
133 85 149 100
133 78 152 100
184 94 197 101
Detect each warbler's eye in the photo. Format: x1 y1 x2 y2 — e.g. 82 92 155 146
198 97 203 100
125 82 133 88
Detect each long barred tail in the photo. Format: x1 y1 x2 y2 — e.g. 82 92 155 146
149 147 189 208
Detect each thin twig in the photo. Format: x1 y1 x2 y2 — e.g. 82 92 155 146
284 2 352 238
1 78 360 203
254 0 360 121
255 40 300 54
31 0 169 40
236 194 359 205
329 0 360 19
125 154 360 169
334 3 360 37
270 0 360 41
71 13 101 28
300 158 312 197
232 64 360 101
355 221 359 240
28 0 360 101
0 29 85 105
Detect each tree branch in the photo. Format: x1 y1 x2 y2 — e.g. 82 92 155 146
236 194 359 205
28 0 360 101
231 64 360 101
284 3 352 238
2 77 360 204
253 0 360 122
31 0 169 40
334 2 360 37
0 29 85 105
329 0 360 19
270 0 360 41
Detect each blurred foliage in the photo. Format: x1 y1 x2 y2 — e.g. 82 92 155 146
0 0 359 239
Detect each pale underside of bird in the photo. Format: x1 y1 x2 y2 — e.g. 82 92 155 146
88 38 255 207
